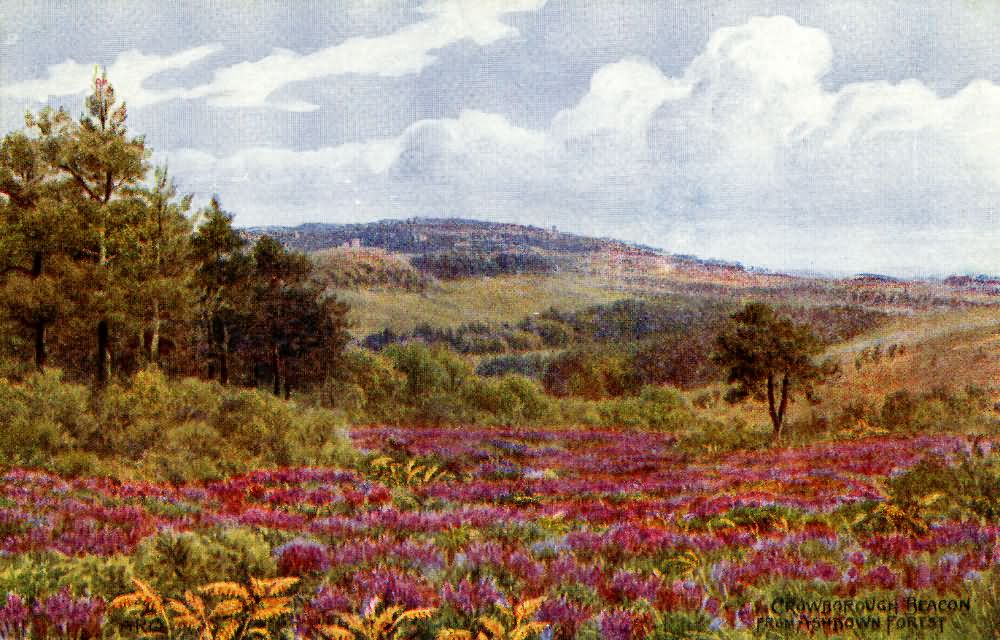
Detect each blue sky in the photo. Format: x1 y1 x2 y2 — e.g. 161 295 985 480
2 0 1000 276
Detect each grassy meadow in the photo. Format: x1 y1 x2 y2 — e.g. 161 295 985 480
333 273 630 337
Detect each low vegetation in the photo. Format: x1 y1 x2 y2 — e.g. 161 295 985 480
312 247 428 291
0 430 997 639
0 367 354 483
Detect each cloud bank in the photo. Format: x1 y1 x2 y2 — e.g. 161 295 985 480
164 16 1000 276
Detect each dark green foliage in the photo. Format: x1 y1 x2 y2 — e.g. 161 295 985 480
0 77 350 400
190 196 251 385
880 390 916 430
38 74 148 387
249 218 619 254
476 353 550 379
538 298 729 343
632 333 721 390
714 302 826 441
366 322 544 355
246 236 350 397
516 316 574 347
542 348 637 399
411 251 557 279
884 447 1000 521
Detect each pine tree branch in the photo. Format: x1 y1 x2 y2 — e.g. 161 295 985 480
58 164 101 202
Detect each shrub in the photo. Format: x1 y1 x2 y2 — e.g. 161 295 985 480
0 370 94 467
325 349 405 420
885 448 1000 521
0 554 136 603
491 375 556 426
0 368 354 482
134 528 276 596
517 317 574 347
476 353 550 380
594 386 693 431
877 386 986 434
543 349 635 399
385 344 453 400
880 390 916 430
505 330 544 352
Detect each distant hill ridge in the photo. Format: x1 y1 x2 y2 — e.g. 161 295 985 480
242 217 666 256
242 217 1000 295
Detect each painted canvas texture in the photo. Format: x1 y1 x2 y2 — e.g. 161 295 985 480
0 1 999 638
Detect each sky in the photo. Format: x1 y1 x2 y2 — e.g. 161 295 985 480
2 0 1000 277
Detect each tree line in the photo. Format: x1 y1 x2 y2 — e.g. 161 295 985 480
0 75 347 394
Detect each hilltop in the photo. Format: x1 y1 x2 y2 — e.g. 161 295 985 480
247 218 1000 311
242 217 663 256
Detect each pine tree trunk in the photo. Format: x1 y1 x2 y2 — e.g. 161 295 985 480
220 324 229 385
30 252 46 372
776 374 790 439
149 299 160 365
34 322 46 372
766 373 781 441
96 233 111 386
272 343 281 396
96 319 110 387
206 313 217 380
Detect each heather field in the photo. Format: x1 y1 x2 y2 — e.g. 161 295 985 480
0 428 997 639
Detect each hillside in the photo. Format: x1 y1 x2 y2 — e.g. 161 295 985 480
251 218 1000 302
247 220 1000 346
243 217 661 255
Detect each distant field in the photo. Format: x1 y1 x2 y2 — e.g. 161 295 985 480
823 308 1000 403
333 272 631 335
830 307 1000 357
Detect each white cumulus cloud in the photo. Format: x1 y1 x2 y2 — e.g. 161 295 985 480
187 0 547 111
165 15 1000 276
1 44 222 107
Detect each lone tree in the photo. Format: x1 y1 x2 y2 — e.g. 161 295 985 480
713 302 825 442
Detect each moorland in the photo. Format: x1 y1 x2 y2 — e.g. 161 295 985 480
0 77 998 639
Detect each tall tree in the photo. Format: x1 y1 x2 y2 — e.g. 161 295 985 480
250 236 312 396
248 236 348 398
0 129 71 370
132 165 194 367
713 302 825 442
33 73 149 386
191 197 249 384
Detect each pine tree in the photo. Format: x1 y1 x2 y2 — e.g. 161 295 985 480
248 236 348 398
191 197 250 384
33 72 149 386
0 125 75 371
132 165 195 368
